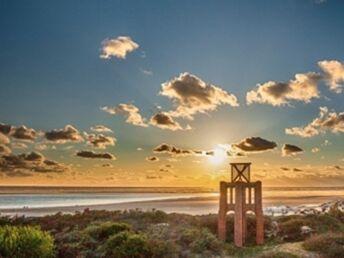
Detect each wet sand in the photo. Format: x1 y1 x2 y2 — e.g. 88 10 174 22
1 195 343 217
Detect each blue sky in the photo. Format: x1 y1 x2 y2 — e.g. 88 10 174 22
0 0 343 186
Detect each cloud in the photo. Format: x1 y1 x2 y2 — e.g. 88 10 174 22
146 156 159 162
76 150 115 160
0 123 12 135
101 103 148 127
318 60 344 93
0 152 68 175
11 126 37 141
311 147 320 153
153 143 212 157
90 125 113 133
246 72 322 106
11 142 28 151
160 73 239 119
0 144 11 154
100 36 139 59
85 133 116 149
282 144 303 157
0 133 10 145
232 137 277 153
101 163 113 168
149 112 183 131
45 125 83 143
140 68 153 76
285 106 344 137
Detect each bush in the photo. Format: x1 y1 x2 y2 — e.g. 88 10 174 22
84 222 131 241
0 225 55 258
303 232 344 258
257 251 298 258
179 227 222 255
277 218 305 241
105 231 151 258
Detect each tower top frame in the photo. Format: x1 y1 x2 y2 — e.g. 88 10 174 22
230 162 251 183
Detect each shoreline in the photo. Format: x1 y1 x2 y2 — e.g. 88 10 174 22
1 195 344 217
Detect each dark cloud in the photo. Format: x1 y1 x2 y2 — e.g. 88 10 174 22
233 137 277 153
293 168 303 172
146 156 159 162
0 152 68 176
154 143 193 156
280 167 290 171
153 143 213 157
12 126 37 141
282 144 304 157
149 112 183 131
45 125 83 143
0 123 12 135
146 175 162 180
85 133 116 149
101 163 113 168
160 73 239 119
286 107 344 137
76 151 115 160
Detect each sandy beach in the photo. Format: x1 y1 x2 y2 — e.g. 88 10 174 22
1 194 344 217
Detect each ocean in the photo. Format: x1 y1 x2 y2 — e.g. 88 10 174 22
1 186 344 212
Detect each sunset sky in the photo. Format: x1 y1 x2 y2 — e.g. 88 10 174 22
0 0 343 187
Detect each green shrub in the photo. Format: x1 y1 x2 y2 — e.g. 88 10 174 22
303 232 344 258
84 222 131 241
146 239 179 258
105 231 151 258
257 251 298 258
180 227 222 255
0 225 55 258
277 218 305 241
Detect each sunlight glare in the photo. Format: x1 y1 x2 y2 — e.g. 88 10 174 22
209 145 228 165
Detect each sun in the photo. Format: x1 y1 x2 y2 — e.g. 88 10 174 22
209 145 229 165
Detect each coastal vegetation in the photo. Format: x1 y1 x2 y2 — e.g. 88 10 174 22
0 206 344 257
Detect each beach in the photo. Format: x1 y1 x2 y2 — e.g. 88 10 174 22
1 187 344 217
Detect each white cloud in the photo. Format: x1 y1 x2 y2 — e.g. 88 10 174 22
0 133 10 145
101 103 148 127
285 106 344 137
90 125 113 133
318 60 344 93
246 72 322 106
100 36 139 59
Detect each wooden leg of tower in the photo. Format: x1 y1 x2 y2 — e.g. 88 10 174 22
218 181 227 241
242 210 247 245
255 181 264 245
234 183 244 247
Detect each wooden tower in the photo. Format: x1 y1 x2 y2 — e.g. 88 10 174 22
218 163 264 247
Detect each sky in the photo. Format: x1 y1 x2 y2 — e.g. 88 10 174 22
0 0 343 187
